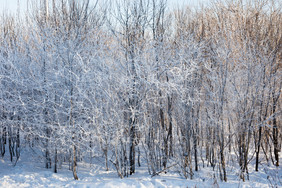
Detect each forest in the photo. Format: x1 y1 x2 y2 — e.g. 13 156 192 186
0 0 281 186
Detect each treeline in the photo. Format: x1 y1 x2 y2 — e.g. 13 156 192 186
0 0 281 182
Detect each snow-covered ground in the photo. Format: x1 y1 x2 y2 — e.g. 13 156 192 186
0 151 281 188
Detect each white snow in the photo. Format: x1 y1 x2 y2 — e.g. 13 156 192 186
1 150 280 188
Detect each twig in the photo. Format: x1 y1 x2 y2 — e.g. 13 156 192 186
151 163 177 177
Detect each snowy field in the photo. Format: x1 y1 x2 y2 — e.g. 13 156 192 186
1 150 281 188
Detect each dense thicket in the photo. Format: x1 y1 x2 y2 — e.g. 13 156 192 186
0 0 281 182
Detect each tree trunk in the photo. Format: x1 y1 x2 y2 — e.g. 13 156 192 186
193 127 198 171
273 117 279 167
255 126 262 171
73 145 78 180
129 122 135 175
54 148 57 173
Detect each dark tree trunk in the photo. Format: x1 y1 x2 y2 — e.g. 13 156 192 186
1 127 6 157
273 116 279 167
193 131 198 172
73 145 78 180
129 120 136 175
255 126 262 171
54 148 58 173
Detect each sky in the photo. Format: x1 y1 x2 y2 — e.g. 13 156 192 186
0 0 210 15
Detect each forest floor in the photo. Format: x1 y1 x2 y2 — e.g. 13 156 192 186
0 149 281 188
